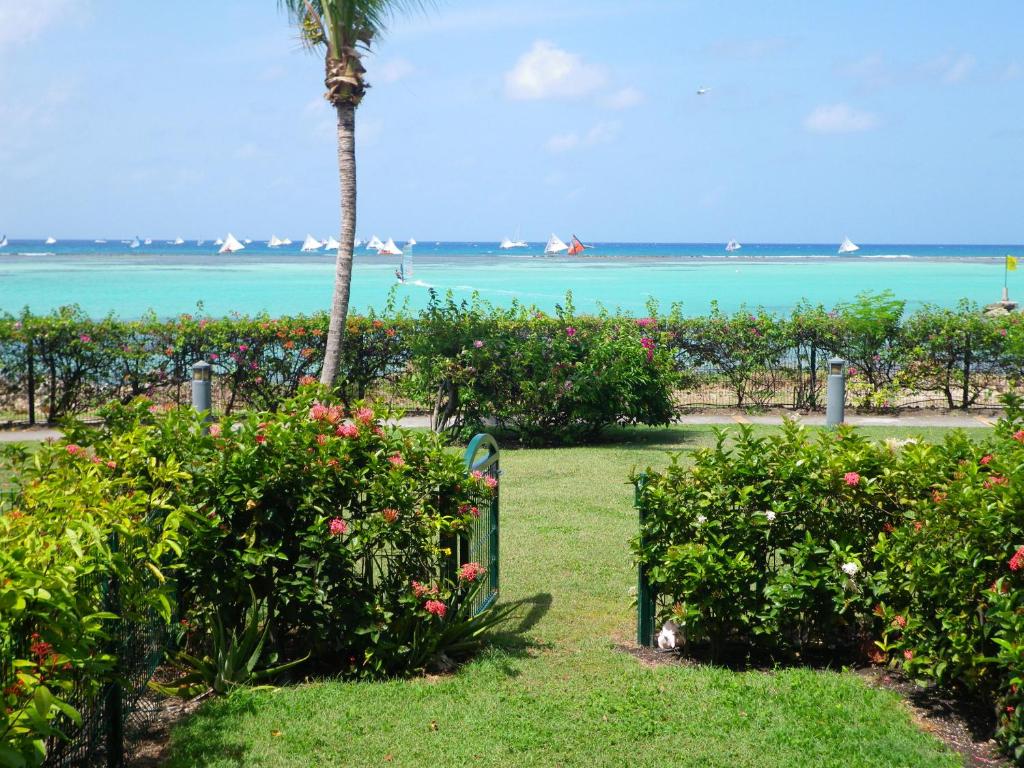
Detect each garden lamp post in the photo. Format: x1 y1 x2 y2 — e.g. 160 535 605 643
192 360 212 416
826 358 846 427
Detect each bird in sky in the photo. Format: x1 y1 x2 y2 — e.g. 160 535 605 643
697 87 710 95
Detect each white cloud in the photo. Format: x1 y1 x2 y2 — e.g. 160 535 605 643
545 121 620 153
924 53 976 84
708 37 791 59
603 86 644 110
505 41 607 101
375 58 415 85
803 103 879 135
0 0 81 49
1002 61 1023 81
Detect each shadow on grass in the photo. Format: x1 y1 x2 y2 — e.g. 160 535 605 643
482 592 554 677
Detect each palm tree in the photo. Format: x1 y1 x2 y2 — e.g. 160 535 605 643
280 0 421 386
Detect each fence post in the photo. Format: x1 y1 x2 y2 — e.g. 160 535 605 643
104 533 124 768
26 338 35 426
635 475 655 647
191 361 212 416
826 358 846 427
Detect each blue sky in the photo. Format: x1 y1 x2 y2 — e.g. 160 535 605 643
1 0 1022 243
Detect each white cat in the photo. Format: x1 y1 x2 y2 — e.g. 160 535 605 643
657 620 680 650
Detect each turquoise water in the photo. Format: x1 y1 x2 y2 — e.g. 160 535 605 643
0 240 1020 318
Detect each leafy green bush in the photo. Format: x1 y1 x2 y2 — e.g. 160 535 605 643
632 421 962 659
872 393 1024 762
0 425 187 766
634 405 1024 763
405 294 680 444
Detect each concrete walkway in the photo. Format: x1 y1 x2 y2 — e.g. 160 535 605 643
0 411 995 443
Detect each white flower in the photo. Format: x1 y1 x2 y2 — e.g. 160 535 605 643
696 514 708 524
841 562 859 577
765 511 777 523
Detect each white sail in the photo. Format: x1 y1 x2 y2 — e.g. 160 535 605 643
0 235 7 248
499 238 514 249
544 233 568 255
213 238 224 245
94 239 106 244
45 236 57 245
838 237 860 254
280 238 292 245
354 238 363 248
406 238 417 246
218 233 245 254
143 238 152 245
501 227 528 248
173 236 185 245
129 237 140 249
366 235 384 250
325 236 341 250
726 239 742 252
379 237 402 255
268 235 284 248
197 239 205 246
301 234 323 252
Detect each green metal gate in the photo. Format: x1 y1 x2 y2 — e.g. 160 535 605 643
461 433 500 614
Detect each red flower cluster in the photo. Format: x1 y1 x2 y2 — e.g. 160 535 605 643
336 423 359 439
892 615 907 629
388 454 405 468
328 517 348 537
1009 546 1024 572
381 508 399 523
983 475 1008 490
981 454 994 466
424 600 447 618
844 472 861 486
1013 429 1024 443
931 490 946 504
354 407 374 426
458 562 486 582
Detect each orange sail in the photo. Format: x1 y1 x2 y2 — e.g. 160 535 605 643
567 235 589 255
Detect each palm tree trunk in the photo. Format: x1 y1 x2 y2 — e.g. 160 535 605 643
320 100 357 387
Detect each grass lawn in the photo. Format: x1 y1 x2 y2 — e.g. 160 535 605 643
163 424 989 768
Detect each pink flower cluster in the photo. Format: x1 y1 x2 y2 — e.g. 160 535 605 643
412 580 436 599
309 403 344 424
565 326 577 338
328 517 348 537
844 471 861 486
1009 546 1024 572
381 508 399 523
336 423 359 439
458 562 486 582
471 470 498 491
459 503 481 518
983 475 1009 489
892 615 907 629
981 454 994 466
473 340 485 349
424 600 447 618
640 337 655 361
388 454 405 468
354 407 374 426
1013 429 1024 443
635 318 655 328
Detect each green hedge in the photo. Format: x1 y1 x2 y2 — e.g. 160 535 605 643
3 292 1024 441
633 398 1024 763
0 391 500 766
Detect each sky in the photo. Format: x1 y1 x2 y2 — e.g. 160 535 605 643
1 0 1022 244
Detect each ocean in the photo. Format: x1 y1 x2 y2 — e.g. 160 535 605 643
0 240 1021 319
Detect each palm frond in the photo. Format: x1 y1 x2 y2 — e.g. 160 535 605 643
279 0 432 54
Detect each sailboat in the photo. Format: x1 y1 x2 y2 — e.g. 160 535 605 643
406 238 417 247
354 238 363 248
378 237 402 256
301 234 323 252
280 237 293 245
268 235 284 248
94 239 107 244
129 237 141 249
838 237 860 255
325 236 341 250
243 238 253 245
366 235 384 251
499 227 528 249
45 236 57 245
725 239 742 252
567 235 592 256
213 238 224 246
0 235 7 248
197 239 205 246
544 234 569 255
173 236 185 245
218 233 245 254
397 242 414 283
143 238 153 245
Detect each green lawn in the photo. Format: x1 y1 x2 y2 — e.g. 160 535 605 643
163 424 988 768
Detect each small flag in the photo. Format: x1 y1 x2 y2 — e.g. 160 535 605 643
1008 255 1018 272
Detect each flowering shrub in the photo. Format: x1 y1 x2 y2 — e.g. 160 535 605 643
634 401 1024 763
872 392 1024 762
405 294 681 444
82 388 498 680
632 421 963 659
0 424 188 766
